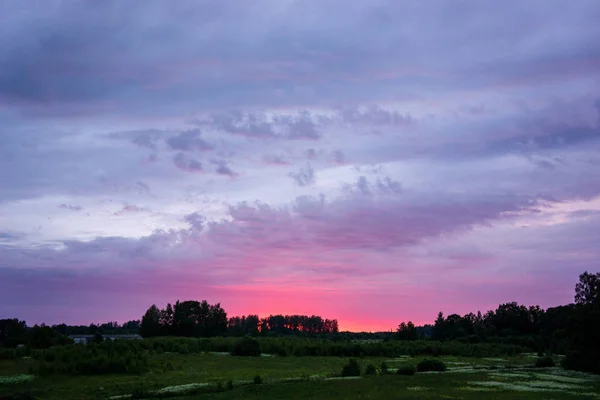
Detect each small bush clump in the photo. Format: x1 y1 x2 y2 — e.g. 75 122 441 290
226 380 234 390
396 364 416 375
379 361 389 374
365 363 377 375
416 359 447 372
231 336 261 357
535 356 555 368
253 374 263 384
341 359 361 377
29 341 149 376
130 381 151 400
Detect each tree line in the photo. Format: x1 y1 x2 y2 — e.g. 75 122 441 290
1 271 598 373
394 271 600 373
139 300 339 338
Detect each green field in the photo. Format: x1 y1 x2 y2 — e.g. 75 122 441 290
2 350 599 400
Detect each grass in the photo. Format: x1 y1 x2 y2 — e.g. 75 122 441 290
177 371 600 400
1 351 599 399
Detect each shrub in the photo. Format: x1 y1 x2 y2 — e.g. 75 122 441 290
396 364 416 375
416 359 447 372
231 336 261 357
379 361 389 374
29 341 149 376
365 363 377 375
226 380 234 390
341 359 361 377
131 382 151 400
253 374 263 384
535 356 555 368
561 350 600 373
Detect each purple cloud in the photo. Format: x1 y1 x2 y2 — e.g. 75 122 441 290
1 0 600 330
263 155 290 166
172 152 203 172
59 203 83 211
166 129 214 152
211 159 238 177
113 204 150 216
289 163 316 187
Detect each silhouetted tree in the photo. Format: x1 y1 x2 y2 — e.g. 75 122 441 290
575 271 600 308
396 321 418 340
0 319 26 347
563 271 600 373
140 304 161 338
432 312 446 340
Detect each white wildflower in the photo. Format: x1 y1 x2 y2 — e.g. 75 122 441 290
156 383 210 394
0 374 35 385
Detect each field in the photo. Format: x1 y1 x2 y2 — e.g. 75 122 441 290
2 343 600 400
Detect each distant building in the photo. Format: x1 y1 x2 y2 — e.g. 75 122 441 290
68 334 142 344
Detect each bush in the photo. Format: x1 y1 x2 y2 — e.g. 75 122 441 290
396 364 416 375
379 361 389 374
341 359 361 377
253 374 263 384
226 380 234 390
30 341 149 376
365 363 377 375
535 356 555 368
416 359 447 372
131 381 151 400
231 336 261 357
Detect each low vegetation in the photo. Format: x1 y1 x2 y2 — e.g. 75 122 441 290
364 363 377 375
2 351 599 400
230 336 261 357
0 271 598 398
535 355 556 368
340 358 361 377
396 364 417 375
416 359 448 372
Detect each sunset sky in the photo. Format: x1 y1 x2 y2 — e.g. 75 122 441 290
1 1 600 332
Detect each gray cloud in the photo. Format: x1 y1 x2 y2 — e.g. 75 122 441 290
114 204 150 216
1 0 600 327
339 105 414 128
289 163 316 186
130 130 164 150
376 177 403 195
262 155 290 166
2 0 596 118
204 110 323 140
330 150 345 164
274 111 322 140
0 232 23 242
59 203 83 211
184 212 205 231
166 129 214 152
211 159 238 177
172 152 203 172
305 148 317 159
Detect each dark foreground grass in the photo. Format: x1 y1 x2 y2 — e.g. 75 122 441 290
180 373 600 400
1 353 598 400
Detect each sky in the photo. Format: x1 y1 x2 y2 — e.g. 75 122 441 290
1 0 600 332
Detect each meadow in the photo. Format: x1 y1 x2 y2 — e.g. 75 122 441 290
1 337 599 400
